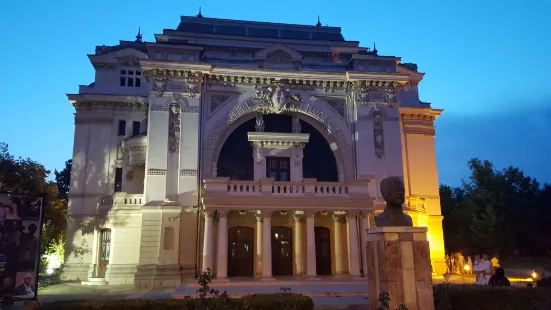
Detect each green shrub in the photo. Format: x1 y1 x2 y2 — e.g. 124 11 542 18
36 293 314 310
434 284 551 310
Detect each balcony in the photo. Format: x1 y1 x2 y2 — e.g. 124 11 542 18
203 177 377 212
97 192 144 213
122 134 147 167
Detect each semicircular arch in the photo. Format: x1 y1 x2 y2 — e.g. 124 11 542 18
202 109 354 181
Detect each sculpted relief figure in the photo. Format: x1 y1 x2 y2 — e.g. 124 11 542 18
374 176 413 227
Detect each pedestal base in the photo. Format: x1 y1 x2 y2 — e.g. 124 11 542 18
365 227 435 310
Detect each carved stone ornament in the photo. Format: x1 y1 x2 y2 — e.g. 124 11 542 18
292 116 302 133
254 83 303 114
373 110 384 159
153 77 168 97
255 114 265 132
168 98 181 153
183 75 202 98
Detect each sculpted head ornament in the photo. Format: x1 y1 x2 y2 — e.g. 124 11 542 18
374 176 413 227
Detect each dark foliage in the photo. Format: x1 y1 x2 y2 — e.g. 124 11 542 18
434 284 551 310
36 294 315 310
441 158 551 257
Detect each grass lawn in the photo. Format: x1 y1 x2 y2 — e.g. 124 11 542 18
500 257 551 271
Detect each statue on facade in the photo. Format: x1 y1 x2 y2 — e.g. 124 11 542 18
374 176 413 227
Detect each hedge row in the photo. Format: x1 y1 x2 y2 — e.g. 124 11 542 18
37 293 314 310
434 284 551 310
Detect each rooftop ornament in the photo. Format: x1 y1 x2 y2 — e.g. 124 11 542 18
197 7 203 18
316 15 322 27
135 27 142 43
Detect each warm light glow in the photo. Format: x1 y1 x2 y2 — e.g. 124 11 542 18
464 265 470 271
531 271 538 279
46 267 54 275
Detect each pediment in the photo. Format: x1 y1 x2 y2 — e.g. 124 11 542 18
88 48 149 65
254 43 303 62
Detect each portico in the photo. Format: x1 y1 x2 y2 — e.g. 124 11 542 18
200 206 372 279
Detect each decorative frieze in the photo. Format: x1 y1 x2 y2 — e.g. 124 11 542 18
403 127 435 136
355 81 402 107
179 169 198 176
73 101 148 113
147 169 167 175
153 76 168 97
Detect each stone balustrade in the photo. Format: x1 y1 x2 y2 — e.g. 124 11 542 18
121 134 147 167
97 192 144 213
204 177 377 198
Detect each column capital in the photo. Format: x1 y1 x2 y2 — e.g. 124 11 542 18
346 212 359 220
203 211 214 218
260 210 273 217
293 214 305 222
255 213 264 222
217 210 229 218
304 211 317 217
332 214 343 222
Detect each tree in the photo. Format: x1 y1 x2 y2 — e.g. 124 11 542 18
440 158 551 258
54 159 71 199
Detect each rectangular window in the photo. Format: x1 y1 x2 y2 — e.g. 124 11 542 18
127 77 134 87
266 157 291 181
114 168 123 192
132 121 140 136
135 78 141 87
117 120 126 136
120 69 142 87
120 77 125 86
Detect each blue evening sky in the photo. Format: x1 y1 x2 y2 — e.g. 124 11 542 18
0 0 549 187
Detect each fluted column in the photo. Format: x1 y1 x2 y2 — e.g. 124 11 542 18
361 212 370 277
216 211 228 279
261 211 273 278
305 211 317 277
293 214 305 275
347 212 361 276
333 214 344 275
255 213 263 275
202 211 214 272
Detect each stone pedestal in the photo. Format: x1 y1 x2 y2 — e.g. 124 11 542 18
365 227 434 310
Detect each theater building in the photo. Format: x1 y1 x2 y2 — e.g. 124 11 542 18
62 15 446 288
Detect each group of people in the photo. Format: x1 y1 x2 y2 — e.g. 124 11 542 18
446 252 506 286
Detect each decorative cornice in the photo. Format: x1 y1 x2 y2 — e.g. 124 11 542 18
147 169 167 176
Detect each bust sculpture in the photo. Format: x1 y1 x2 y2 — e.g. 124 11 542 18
374 176 413 227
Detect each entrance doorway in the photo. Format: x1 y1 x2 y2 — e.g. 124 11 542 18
228 227 254 277
97 229 111 278
315 227 332 275
271 226 293 276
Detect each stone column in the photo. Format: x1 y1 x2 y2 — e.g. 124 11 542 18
216 211 228 279
261 211 273 278
361 212 370 277
255 214 263 275
202 211 214 272
293 214 304 275
305 212 317 277
346 212 361 276
333 214 344 275
366 227 435 310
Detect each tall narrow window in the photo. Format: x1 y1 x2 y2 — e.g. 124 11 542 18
132 121 140 136
114 168 123 192
118 120 126 136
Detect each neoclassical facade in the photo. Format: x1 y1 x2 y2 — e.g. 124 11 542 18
62 15 446 288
